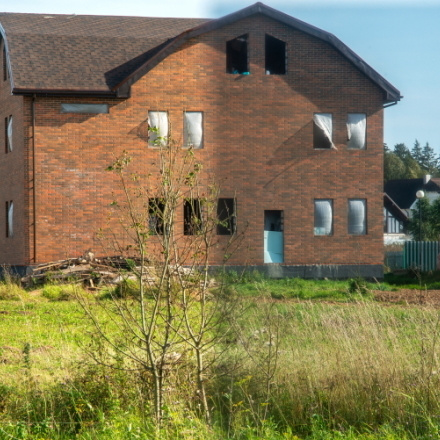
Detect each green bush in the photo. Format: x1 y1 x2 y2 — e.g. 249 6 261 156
42 284 83 301
0 283 26 300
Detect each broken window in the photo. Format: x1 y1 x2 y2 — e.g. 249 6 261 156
184 111 203 149
184 199 202 235
226 34 248 74
347 113 366 149
5 200 13 237
314 199 333 236
61 103 109 114
217 198 236 235
5 115 12 153
148 111 169 147
148 198 165 235
265 34 286 75
313 113 334 149
348 199 367 235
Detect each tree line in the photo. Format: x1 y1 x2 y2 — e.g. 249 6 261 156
384 140 439 181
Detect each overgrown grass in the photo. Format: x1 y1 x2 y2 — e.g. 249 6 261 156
2 276 440 438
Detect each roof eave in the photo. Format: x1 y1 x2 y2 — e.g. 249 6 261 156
12 87 123 98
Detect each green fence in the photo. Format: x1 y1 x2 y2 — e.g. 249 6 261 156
403 241 440 272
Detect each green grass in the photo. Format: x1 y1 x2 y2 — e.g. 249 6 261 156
1 276 440 438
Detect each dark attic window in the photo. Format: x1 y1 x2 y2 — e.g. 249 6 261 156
265 34 286 75
226 34 249 74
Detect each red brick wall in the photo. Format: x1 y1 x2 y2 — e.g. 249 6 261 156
5 15 385 267
0 38 28 266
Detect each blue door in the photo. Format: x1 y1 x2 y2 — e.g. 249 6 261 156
264 210 284 263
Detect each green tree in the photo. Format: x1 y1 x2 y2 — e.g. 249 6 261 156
407 197 440 241
420 142 439 175
411 139 422 163
384 151 406 181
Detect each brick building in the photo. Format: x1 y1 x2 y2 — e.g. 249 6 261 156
0 3 401 277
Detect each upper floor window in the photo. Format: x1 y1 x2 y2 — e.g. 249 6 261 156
5 115 12 153
265 35 286 75
61 103 108 114
226 34 248 74
148 111 168 147
347 113 366 149
313 113 334 149
217 198 236 235
348 199 367 235
314 199 333 236
184 111 203 149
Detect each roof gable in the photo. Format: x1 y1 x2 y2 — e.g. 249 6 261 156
0 3 401 101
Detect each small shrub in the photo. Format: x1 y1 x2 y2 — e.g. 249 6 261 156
0 283 26 300
348 277 369 295
114 278 140 298
42 284 82 301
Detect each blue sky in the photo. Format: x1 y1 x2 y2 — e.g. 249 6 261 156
3 0 439 153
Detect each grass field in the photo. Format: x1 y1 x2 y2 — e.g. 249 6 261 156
1 273 440 439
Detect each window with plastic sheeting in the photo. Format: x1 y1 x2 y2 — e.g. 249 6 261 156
226 34 248 74
348 199 367 235
265 34 286 75
313 113 334 149
148 111 169 147
184 199 202 235
314 199 333 236
217 198 236 235
5 115 12 153
347 113 366 149
61 103 108 114
5 200 13 237
184 112 203 149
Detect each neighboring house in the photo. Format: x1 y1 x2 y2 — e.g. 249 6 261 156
384 175 440 243
0 3 401 278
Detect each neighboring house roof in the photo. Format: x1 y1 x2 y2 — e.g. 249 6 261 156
384 177 440 210
0 2 402 101
384 193 408 223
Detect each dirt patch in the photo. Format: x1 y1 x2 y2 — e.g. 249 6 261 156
374 289 440 307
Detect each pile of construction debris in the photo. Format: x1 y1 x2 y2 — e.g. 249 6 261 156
21 255 146 288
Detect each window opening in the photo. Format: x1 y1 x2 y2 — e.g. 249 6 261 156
348 199 367 235
314 199 333 236
5 116 12 153
226 34 248 74
347 113 366 149
6 200 13 237
184 112 203 149
2 46 7 81
61 103 108 114
313 113 334 149
265 34 286 75
148 111 169 147
217 198 236 235
184 199 202 235
148 198 165 235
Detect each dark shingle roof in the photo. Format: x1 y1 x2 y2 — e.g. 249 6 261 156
385 178 440 210
0 3 402 101
0 13 208 93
